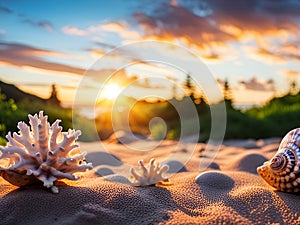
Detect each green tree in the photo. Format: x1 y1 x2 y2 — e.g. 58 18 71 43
183 74 195 98
47 84 61 106
223 79 233 107
183 73 204 103
289 80 298 95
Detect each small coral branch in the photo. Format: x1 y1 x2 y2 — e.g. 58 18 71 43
130 158 169 186
0 111 93 193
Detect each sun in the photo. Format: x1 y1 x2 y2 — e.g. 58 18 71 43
101 83 122 100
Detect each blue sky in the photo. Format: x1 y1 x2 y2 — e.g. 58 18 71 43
0 0 300 106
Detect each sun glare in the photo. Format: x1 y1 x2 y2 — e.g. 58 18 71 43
102 83 122 100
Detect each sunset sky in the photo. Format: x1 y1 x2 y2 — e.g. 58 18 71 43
0 0 300 107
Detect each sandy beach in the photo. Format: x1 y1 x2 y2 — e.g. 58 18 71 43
0 138 300 225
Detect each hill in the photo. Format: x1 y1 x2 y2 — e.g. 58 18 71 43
0 80 46 104
0 80 97 144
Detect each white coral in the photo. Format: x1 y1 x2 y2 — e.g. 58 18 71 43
0 111 93 193
130 158 169 186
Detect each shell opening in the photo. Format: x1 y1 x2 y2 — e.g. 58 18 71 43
270 153 287 172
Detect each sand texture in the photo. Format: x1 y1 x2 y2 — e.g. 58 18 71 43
0 138 300 225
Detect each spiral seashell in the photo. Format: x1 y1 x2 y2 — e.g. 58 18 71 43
257 128 300 192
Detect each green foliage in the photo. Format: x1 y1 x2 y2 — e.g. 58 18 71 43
2 82 300 143
150 122 167 140
225 106 265 139
0 92 97 142
0 82 97 142
0 93 28 138
18 99 74 131
167 129 179 140
245 93 300 137
112 92 300 141
72 110 99 142
0 136 7 146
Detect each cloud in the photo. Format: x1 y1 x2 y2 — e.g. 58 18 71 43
207 0 299 34
200 43 238 62
95 42 118 50
258 0 300 16
84 68 135 87
279 70 300 77
89 22 140 40
0 29 5 34
0 5 13 14
56 0 300 63
133 6 237 61
62 26 87 36
244 38 300 64
133 77 166 89
0 42 85 75
22 19 54 32
239 77 275 92
87 48 106 58
243 45 286 64
134 7 232 46
88 42 124 57
85 43 129 59
85 66 166 90
86 47 127 59
60 22 140 43
0 4 54 32
129 0 300 62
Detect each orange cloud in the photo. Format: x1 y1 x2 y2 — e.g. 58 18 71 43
89 22 140 40
244 37 300 64
88 49 106 58
279 70 300 77
130 0 300 62
243 45 286 64
134 9 232 48
62 26 87 36
0 42 85 75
